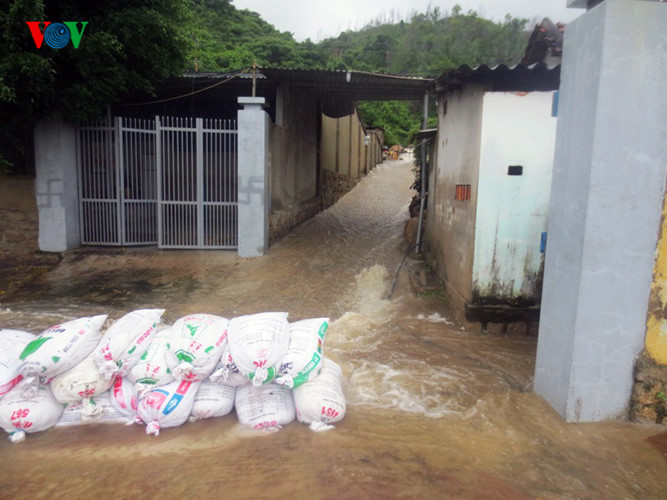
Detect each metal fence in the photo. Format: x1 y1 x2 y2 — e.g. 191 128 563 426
77 116 237 249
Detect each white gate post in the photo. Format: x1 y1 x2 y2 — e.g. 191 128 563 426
237 97 270 257
35 115 80 252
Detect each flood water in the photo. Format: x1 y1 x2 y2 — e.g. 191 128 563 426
1 157 666 499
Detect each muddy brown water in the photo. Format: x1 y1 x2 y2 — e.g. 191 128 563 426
1 158 666 499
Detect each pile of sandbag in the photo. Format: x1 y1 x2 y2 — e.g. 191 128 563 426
0 310 346 442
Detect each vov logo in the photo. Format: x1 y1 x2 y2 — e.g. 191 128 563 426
26 22 88 49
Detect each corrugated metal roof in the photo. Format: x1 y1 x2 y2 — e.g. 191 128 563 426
416 128 437 140
259 68 430 100
432 62 560 93
155 68 431 118
260 68 431 117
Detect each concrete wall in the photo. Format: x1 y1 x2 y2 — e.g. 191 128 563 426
472 92 557 305
426 85 484 305
534 0 667 422
269 85 320 240
270 84 318 211
320 110 383 209
34 117 80 252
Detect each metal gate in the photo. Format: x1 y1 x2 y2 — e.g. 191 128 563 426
156 117 238 249
77 116 237 249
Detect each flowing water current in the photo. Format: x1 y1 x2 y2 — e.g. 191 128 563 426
0 157 665 498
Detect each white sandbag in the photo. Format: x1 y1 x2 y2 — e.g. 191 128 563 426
228 312 290 386
55 392 127 427
235 383 295 431
127 327 174 397
0 385 64 443
137 379 200 436
275 318 328 389
0 329 35 398
209 346 249 387
293 358 346 432
95 309 165 380
165 314 229 382
110 376 139 424
50 351 113 404
190 379 236 421
18 315 107 397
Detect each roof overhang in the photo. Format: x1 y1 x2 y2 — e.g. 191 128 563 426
431 62 560 94
260 68 431 117
117 68 431 119
415 128 437 140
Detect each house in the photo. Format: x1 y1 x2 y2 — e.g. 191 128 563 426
424 62 560 329
33 69 429 257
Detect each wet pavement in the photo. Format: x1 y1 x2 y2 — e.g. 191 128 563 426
0 157 666 499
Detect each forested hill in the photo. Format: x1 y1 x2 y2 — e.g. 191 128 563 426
317 6 529 75
189 1 530 75
188 0 329 72
187 1 532 146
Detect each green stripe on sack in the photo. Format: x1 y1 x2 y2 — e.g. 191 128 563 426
291 352 322 388
19 337 52 360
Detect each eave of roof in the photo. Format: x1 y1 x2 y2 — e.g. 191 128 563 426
431 62 560 93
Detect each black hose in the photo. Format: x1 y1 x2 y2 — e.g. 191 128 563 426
387 242 420 300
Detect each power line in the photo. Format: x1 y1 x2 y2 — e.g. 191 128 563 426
117 68 252 107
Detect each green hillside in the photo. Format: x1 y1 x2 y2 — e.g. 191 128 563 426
188 2 531 146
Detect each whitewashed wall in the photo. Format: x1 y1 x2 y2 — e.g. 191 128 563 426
472 92 558 304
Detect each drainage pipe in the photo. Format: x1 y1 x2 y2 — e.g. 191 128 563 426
415 92 429 254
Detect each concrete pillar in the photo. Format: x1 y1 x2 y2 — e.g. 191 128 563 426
237 97 270 257
534 0 667 421
34 116 80 252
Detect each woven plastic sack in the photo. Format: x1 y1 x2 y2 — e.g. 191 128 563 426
165 314 229 382
209 345 249 387
55 392 127 427
50 351 113 406
0 329 35 398
0 385 64 443
228 312 290 386
137 379 200 436
95 309 165 380
190 379 236 421
18 315 107 397
235 383 295 431
127 327 174 398
275 318 328 389
293 358 346 432
110 376 139 424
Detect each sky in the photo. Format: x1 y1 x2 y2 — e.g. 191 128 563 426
233 0 584 42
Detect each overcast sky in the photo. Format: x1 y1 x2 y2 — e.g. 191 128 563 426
233 0 584 42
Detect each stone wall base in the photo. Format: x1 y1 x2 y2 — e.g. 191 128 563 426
630 353 667 424
269 197 321 242
320 169 360 210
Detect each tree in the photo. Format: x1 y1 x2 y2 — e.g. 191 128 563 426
0 0 190 173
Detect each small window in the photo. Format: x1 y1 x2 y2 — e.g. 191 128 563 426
455 184 471 201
